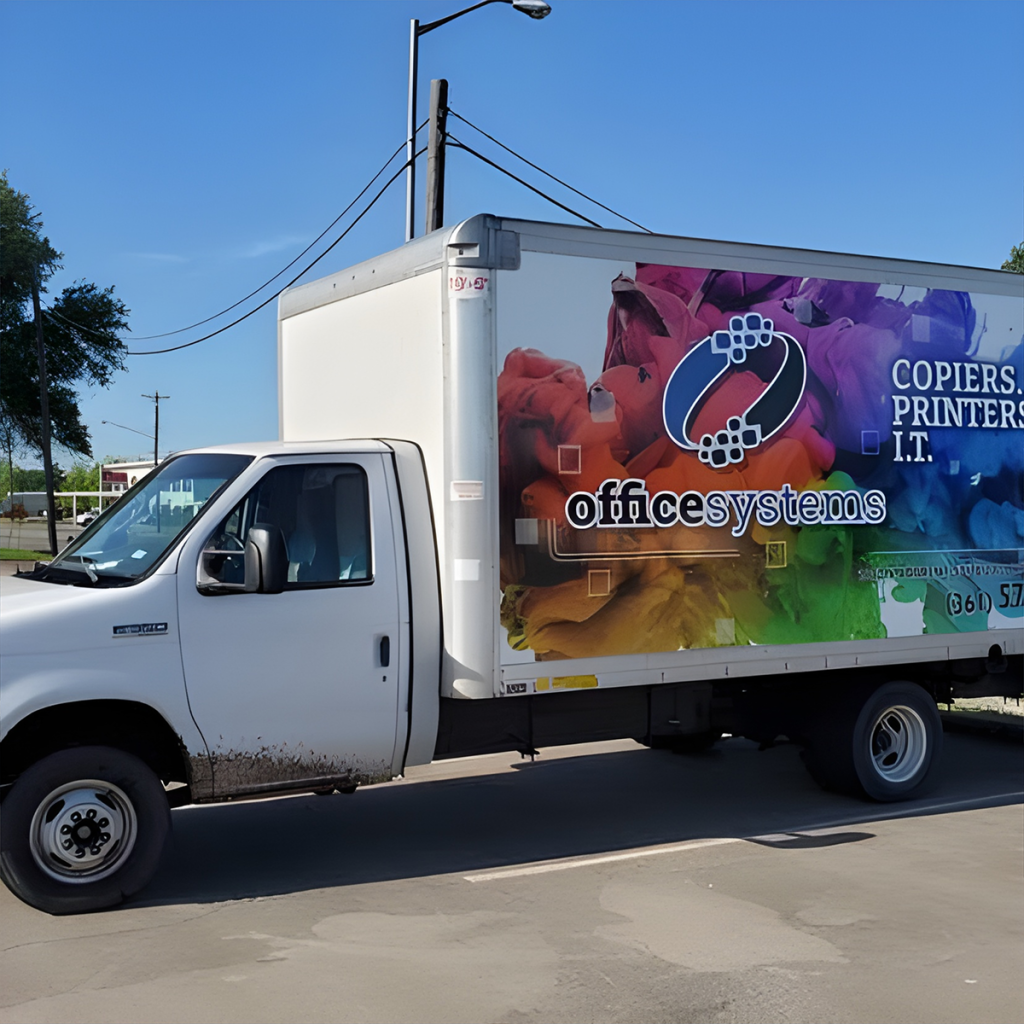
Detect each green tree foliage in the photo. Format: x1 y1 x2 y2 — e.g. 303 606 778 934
58 461 101 512
0 172 130 458
1002 243 1024 274
0 464 58 497
0 406 24 502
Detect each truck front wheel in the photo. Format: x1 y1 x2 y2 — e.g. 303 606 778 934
803 682 943 801
0 746 170 914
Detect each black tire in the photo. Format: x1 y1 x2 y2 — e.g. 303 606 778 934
0 746 170 915
802 682 943 802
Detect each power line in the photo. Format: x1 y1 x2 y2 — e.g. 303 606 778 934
43 133 422 343
43 117 651 356
127 152 421 356
446 135 601 229
447 109 653 234
128 138 413 340
40 304 127 340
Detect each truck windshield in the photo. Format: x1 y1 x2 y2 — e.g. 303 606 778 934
41 453 254 585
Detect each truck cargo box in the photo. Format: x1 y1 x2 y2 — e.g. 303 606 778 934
278 215 1023 701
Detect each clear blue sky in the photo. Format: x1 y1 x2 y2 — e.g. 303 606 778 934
3 0 1021 466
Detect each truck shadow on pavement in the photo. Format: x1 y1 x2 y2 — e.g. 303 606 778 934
138 730 1023 909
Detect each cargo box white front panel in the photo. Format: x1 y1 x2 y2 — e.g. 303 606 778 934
279 261 502 700
280 269 446 556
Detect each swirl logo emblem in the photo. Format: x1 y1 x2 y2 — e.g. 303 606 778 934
662 313 807 468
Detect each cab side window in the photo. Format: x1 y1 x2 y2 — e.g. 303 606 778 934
199 464 372 590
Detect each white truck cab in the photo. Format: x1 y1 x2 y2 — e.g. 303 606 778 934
0 439 441 913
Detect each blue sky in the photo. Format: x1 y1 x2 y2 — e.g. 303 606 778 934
3 0 1021 466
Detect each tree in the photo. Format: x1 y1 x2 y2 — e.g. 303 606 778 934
0 172 130 458
0 405 22 507
1002 243 1024 274
59 461 101 513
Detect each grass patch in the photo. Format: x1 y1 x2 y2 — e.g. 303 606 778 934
0 548 50 561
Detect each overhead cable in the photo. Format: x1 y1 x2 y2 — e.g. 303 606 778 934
446 135 601 229
43 305 123 337
448 109 653 234
44 133 421 343
127 153 420 356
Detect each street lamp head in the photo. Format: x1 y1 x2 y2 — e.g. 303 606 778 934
511 0 551 19
408 0 551 242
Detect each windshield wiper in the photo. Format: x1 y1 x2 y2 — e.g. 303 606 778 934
47 555 99 583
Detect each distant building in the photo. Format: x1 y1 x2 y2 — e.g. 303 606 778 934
101 458 159 494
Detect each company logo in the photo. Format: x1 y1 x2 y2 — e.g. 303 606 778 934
560 312 887 537
662 313 807 468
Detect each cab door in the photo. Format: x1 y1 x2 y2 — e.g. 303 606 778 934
176 454 403 795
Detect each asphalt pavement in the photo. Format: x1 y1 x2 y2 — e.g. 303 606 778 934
1 729 1021 1024
0 519 85 574
1 518 84 551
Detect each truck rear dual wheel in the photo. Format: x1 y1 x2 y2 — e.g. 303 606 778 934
0 747 170 915
802 682 943 802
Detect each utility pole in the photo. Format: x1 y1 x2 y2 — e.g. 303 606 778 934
32 270 58 557
425 78 449 235
141 392 169 467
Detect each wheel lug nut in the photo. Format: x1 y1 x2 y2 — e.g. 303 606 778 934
98 818 109 828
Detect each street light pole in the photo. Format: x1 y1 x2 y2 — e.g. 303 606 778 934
405 0 551 243
406 18 420 243
101 420 154 443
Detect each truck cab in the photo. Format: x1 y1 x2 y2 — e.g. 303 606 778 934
0 439 440 913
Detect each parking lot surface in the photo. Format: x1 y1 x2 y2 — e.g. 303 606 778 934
1 729 1021 1024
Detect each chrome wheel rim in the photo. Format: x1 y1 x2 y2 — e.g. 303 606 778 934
869 705 928 784
29 780 138 883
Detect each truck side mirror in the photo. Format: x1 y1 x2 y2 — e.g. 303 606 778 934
244 524 288 594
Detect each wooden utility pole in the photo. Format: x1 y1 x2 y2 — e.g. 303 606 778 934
32 271 58 557
142 392 169 467
425 78 449 235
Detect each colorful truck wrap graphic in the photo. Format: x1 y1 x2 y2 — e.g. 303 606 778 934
498 264 1024 661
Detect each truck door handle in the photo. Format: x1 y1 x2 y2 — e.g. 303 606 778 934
379 635 390 667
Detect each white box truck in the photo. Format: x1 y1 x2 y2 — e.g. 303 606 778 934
1 215 1021 913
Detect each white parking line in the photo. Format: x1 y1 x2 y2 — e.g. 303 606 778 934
465 837 741 882
463 791 1024 882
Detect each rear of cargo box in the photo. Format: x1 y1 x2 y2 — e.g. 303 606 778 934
279 215 1023 712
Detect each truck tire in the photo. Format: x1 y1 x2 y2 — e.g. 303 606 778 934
802 682 943 802
0 746 170 915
